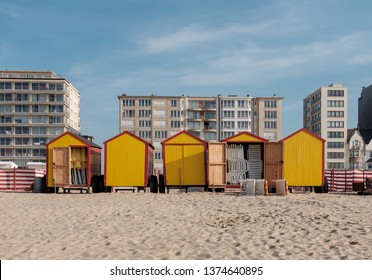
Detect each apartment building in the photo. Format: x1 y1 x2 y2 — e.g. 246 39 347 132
0 70 81 166
303 83 348 169
118 94 283 172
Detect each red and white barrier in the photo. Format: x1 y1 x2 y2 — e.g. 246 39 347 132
0 168 45 191
324 169 372 192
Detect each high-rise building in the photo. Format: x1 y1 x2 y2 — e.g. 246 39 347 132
358 85 372 130
303 83 348 169
118 94 283 172
0 70 81 166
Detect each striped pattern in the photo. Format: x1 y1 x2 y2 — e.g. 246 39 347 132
0 168 45 191
325 169 372 192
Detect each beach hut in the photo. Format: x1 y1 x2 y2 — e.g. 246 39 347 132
46 131 102 193
280 128 325 191
162 131 207 192
104 131 154 192
222 132 269 185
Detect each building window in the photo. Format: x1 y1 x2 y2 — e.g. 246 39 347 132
32 149 46 157
0 82 12 89
123 110 135 118
48 83 63 91
15 138 29 146
237 121 249 129
0 127 12 135
0 116 12 123
221 100 235 108
171 110 181 118
49 116 63 124
222 121 235 129
188 112 200 119
155 152 162 160
264 111 277 118
15 127 30 135
32 116 48 124
49 105 63 113
138 120 151 127
350 150 360 157
327 162 344 169
0 93 12 101
222 131 234 139
15 116 29 124
204 132 217 141
139 99 151 107
237 111 249 118
327 121 344 128
171 121 181 128
223 111 234 118
139 131 151 139
15 82 29 90
327 131 344 138
0 138 11 145
327 152 344 159
264 100 277 108
327 90 344 97
138 110 151 117
237 100 248 108
32 94 47 102
32 83 47 91
327 142 345 148
154 131 167 139
327 111 344 117
171 100 180 107
123 99 135 106
264 121 277 129
188 122 200 130
32 127 47 135
15 94 29 101
327 100 344 107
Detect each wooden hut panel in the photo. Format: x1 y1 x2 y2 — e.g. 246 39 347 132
207 142 226 187
264 142 283 185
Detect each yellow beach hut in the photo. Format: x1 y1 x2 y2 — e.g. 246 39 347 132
162 131 207 192
280 128 325 191
104 131 154 192
46 131 102 193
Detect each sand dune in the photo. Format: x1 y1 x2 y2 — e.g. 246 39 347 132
0 191 371 260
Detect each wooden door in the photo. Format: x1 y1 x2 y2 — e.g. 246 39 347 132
53 147 71 186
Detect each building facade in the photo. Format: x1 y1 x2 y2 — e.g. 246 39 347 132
303 83 348 169
0 70 81 166
118 94 283 173
358 85 372 130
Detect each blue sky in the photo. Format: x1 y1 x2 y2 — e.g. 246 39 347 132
1 0 372 147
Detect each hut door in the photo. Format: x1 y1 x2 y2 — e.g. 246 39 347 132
264 142 283 185
53 147 71 186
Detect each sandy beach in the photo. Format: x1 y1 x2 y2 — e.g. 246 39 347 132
0 191 371 260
